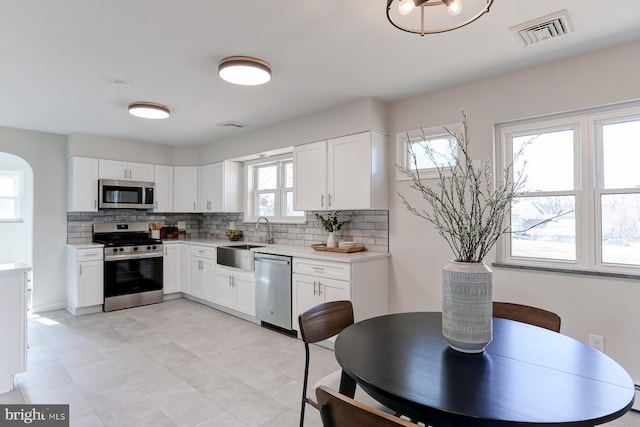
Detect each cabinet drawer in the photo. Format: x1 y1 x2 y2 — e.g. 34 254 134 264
77 249 103 262
190 245 216 259
293 258 351 281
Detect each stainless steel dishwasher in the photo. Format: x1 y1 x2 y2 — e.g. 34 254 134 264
254 253 294 334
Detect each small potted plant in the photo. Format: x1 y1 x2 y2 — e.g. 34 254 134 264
315 211 344 247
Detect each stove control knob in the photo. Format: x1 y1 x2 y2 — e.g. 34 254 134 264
113 248 118 253
119 248 124 252
152 245 157 250
133 247 138 251
147 246 151 250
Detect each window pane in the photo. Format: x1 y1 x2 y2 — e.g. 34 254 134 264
511 195 576 261
284 162 294 188
256 165 277 190
513 130 574 192
284 191 304 217
0 175 18 196
601 193 640 265
0 199 16 219
257 192 275 217
407 136 456 170
602 120 640 189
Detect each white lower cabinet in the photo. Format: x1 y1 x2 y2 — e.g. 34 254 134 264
189 245 216 302
66 246 104 315
0 263 30 394
215 265 256 316
292 256 388 335
163 243 188 294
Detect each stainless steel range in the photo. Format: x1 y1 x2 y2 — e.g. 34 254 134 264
93 222 163 312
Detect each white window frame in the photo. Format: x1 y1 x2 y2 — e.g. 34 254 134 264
244 153 306 224
496 104 640 276
395 122 462 181
0 170 24 223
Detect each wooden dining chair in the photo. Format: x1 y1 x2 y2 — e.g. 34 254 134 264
316 386 416 427
298 300 393 426
493 301 561 332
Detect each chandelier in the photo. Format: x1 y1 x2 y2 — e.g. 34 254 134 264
386 0 494 36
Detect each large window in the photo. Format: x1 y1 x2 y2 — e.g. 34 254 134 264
0 171 23 222
498 105 640 274
245 155 304 223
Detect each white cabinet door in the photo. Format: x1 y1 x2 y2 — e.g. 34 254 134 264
293 141 327 211
190 258 205 299
163 244 186 294
233 272 255 316
199 162 242 213
214 270 235 309
99 160 154 181
293 273 320 329
77 260 104 306
128 162 154 182
173 166 198 212
317 276 350 304
67 156 99 212
99 159 128 180
327 132 372 209
202 258 216 302
154 165 173 212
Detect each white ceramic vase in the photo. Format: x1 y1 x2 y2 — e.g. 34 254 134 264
442 261 493 353
326 231 337 247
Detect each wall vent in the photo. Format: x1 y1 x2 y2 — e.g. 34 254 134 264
510 10 572 47
217 121 248 129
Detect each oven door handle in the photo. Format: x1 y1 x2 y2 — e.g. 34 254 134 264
104 252 163 261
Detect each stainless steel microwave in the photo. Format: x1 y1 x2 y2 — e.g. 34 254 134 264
98 179 155 209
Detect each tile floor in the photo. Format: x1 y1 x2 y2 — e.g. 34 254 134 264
0 298 638 426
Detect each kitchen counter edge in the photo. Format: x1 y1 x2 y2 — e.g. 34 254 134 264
161 238 390 263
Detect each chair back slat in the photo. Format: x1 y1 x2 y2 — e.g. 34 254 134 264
493 301 561 332
298 300 354 344
316 386 414 427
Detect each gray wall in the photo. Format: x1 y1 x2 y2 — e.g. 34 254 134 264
0 126 67 311
387 39 640 383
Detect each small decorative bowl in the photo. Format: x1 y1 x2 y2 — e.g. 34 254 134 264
226 230 243 241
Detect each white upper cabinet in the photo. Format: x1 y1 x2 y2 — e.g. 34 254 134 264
67 156 99 212
198 161 242 213
98 159 154 182
173 166 198 212
293 131 388 211
154 165 173 212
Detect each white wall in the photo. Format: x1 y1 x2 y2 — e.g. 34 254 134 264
198 97 388 163
0 153 33 266
388 39 640 383
0 127 67 311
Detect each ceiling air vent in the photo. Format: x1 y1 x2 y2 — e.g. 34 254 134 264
216 121 247 129
510 10 572 47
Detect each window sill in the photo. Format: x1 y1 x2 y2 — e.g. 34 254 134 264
492 262 640 280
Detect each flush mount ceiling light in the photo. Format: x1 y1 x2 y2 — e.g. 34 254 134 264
387 0 494 36
128 102 171 119
218 56 272 86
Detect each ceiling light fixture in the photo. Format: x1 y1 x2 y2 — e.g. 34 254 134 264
218 56 272 86
387 0 494 36
128 102 171 119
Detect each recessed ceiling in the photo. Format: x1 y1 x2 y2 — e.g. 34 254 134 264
0 0 639 146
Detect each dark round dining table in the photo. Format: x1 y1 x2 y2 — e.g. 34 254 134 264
334 312 635 426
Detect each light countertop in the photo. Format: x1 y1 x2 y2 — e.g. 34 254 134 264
162 238 390 263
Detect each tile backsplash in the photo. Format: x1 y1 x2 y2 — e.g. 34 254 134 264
67 210 389 253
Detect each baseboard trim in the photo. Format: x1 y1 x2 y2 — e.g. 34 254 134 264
30 302 66 314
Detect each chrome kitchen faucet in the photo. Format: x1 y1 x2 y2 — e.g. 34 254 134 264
256 216 274 244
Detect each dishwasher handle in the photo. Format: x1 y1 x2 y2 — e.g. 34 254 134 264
255 256 291 266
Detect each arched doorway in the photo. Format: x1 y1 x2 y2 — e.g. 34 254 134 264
0 153 34 306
